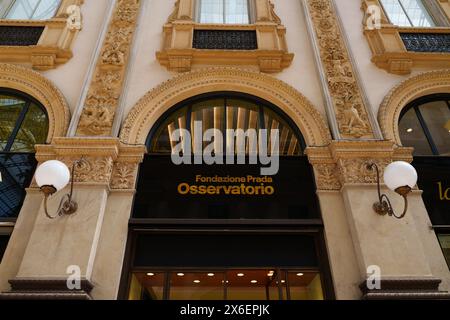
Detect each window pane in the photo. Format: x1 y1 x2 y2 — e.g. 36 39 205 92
399 107 433 155
170 272 225 300
5 0 59 20
418 101 450 156
225 0 249 24
381 0 412 26
10 103 48 153
0 94 26 151
437 234 450 269
199 0 224 23
226 270 276 300
0 153 37 218
128 272 165 300
288 271 324 300
400 0 434 27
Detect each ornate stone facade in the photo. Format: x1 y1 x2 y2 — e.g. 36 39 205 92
76 0 140 136
306 0 376 139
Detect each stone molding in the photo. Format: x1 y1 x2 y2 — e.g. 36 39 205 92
362 0 450 75
306 140 414 191
360 277 450 300
0 278 93 300
0 0 84 70
306 0 376 139
0 63 70 142
378 69 450 144
76 0 140 137
34 137 146 190
156 0 294 73
120 67 332 147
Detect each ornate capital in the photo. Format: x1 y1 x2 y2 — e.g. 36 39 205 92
34 138 146 189
306 141 414 191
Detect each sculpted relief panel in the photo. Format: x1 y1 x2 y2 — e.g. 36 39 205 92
306 0 375 139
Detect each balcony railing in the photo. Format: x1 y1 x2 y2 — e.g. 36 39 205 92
400 32 450 53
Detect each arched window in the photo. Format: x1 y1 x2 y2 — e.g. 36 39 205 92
148 93 304 156
197 0 252 24
399 94 450 156
0 89 48 218
1 0 61 20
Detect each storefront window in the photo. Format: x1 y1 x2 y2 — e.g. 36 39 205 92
0 90 48 218
399 94 450 156
128 269 324 301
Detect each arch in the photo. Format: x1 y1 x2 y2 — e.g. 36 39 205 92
0 63 70 143
121 67 331 146
379 69 450 145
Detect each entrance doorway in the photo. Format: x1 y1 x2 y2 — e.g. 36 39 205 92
120 92 334 300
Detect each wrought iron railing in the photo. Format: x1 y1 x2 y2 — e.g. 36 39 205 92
0 26 44 46
193 30 258 50
400 32 450 53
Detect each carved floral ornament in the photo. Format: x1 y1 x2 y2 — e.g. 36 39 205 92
76 0 140 137
379 69 450 145
0 63 70 142
306 0 376 139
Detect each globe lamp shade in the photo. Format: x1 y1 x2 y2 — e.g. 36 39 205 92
383 161 418 192
35 160 71 192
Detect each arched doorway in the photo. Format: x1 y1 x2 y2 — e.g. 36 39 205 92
120 92 334 300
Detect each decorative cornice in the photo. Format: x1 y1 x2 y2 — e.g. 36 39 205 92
0 63 70 142
76 0 140 136
120 67 332 147
306 0 375 139
379 69 450 143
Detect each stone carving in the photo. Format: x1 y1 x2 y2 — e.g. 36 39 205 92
306 0 374 139
76 0 140 136
315 164 342 191
337 158 390 185
56 157 115 184
111 162 139 190
67 5 82 30
120 67 332 147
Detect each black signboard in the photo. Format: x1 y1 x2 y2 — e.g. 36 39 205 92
413 157 450 225
132 155 320 220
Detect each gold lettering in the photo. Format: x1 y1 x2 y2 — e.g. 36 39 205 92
437 182 450 201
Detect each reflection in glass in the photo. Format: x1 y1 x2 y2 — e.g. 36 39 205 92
438 234 450 269
0 95 25 151
199 0 250 24
419 101 450 156
380 0 435 27
399 95 450 156
4 0 61 20
149 96 303 156
399 107 433 156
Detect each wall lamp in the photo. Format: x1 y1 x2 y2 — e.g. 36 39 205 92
366 161 418 220
35 159 84 220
